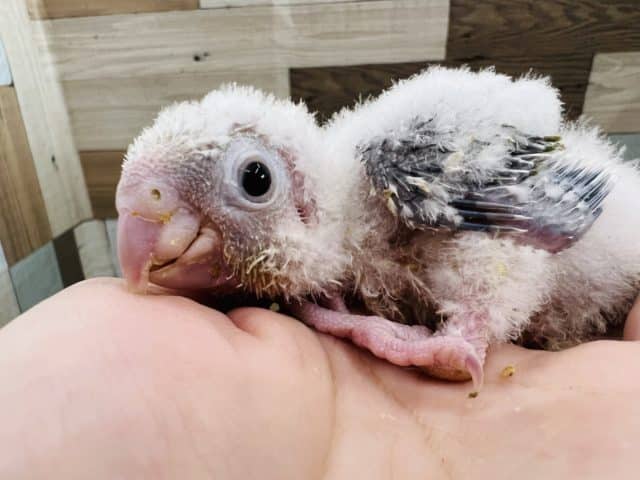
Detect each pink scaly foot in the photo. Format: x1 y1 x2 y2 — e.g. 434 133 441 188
289 301 488 389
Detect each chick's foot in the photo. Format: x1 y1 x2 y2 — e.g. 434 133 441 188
289 301 486 389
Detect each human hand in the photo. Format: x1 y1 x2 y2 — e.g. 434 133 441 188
0 278 638 479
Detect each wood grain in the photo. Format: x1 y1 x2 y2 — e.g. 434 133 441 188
446 0 640 120
447 0 640 58
443 54 594 120
80 151 125 219
291 54 593 122
201 0 369 7
584 52 640 133
291 61 427 122
43 1 448 82
28 0 198 19
0 87 52 266
65 69 290 150
0 0 92 236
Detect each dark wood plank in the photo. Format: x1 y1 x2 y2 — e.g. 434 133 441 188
446 0 640 119
292 0 640 122
447 0 640 59
446 54 594 120
53 228 84 287
0 87 52 266
291 54 592 122
27 0 199 19
79 151 125 219
291 62 428 123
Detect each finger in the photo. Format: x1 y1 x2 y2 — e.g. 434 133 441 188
227 306 310 341
59 278 250 344
624 294 640 341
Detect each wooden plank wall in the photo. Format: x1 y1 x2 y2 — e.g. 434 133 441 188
0 0 91 238
44 0 449 217
292 0 640 121
0 87 51 265
0 0 638 319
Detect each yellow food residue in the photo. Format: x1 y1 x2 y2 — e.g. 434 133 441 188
501 365 516 378
496 262 508 278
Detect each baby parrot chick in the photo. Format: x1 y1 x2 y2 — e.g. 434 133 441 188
117 68 638 389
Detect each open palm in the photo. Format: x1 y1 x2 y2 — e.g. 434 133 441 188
0 278 638 479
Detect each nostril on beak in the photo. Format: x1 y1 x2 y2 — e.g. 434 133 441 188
150 188 161 201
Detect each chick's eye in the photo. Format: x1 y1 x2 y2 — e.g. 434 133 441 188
241 161 272 199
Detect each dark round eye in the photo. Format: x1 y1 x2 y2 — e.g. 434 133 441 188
241 161 272 199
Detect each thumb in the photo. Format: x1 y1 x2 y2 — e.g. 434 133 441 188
623 294 640 341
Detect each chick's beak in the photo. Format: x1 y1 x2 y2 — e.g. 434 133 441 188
116 179 231 292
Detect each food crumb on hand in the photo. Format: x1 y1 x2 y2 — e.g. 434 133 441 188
269 302 280 312
501 365 516 378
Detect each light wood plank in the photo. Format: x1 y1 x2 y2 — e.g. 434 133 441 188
0 0 92 236
43 0 448 82
74 220 116 278
584 52 640 133
79 151 125 219
201 0 365 7
0 87 52 266
66 69 289 150
28 0 198 19
105 219 122 277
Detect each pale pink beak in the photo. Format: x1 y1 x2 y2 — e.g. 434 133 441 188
116 179 232 292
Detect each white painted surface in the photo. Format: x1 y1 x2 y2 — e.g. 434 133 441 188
0 39 12 86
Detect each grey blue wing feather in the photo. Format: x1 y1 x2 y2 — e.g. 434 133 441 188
361 119 612 253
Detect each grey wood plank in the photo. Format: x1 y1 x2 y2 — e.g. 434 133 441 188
10 243 63 312
105 219 122 278
610 133 640 162
0 266 19 327
0 243 19 326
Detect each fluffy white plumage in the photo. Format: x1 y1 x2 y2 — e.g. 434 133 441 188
325 66 640 350
117 66 640 386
